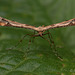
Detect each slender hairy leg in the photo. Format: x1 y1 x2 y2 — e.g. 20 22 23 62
8 31 37 50
41 35 52 47
14 31 36 49
27 31 36 49
27 36 33 50
31 31 36 43
47 30 63 61
8 34 32 50
47 30 56 49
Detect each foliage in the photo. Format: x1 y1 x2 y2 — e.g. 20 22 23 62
0 0 75 75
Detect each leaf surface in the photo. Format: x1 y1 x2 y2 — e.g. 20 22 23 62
0 0 75 75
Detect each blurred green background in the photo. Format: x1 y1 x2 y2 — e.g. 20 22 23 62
0 0 75 75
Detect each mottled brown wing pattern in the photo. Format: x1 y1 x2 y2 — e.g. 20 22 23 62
0 16 75 61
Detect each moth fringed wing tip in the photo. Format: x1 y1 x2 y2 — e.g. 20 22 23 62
68 18 75 26
0 17 9 26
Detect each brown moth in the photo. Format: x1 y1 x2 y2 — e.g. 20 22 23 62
0 17 75 61
0 17 75 36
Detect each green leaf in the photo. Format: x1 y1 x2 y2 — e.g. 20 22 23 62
0 0 75 75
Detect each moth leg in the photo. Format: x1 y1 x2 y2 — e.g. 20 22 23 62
31 31 36 43
27 36 32 50
27 31 36 50
47 30 63 61
8 34 32 50
40 36 52 49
